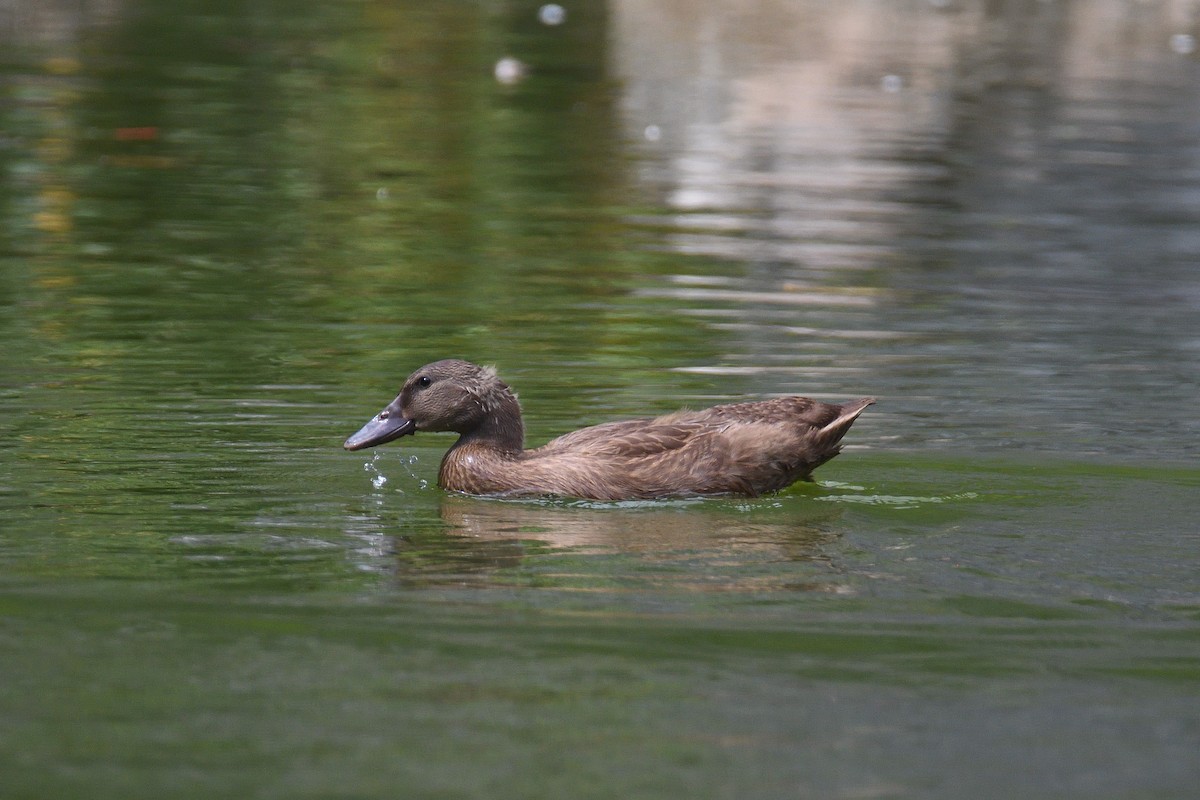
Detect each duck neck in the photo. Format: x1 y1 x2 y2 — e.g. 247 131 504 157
455 390 525 454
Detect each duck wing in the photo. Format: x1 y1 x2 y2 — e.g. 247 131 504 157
522 396 874 499
531 417 701 459
535 397 860 457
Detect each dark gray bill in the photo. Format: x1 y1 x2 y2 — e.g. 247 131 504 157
343 413 417 451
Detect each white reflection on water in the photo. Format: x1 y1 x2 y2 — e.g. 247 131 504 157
537 3 566 27
493 56 527 85
611 0 1200 462
613 0 959 257
1170 33 1196 54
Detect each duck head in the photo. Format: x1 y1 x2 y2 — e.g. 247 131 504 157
343 359 522 451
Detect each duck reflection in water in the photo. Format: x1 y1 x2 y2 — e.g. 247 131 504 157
379 495 851 594
345 359 873 501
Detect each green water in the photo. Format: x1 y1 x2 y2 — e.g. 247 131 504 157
2 1 1199 798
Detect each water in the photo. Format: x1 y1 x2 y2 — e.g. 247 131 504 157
2 1 1199 798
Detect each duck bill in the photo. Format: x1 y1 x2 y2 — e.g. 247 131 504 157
343 412 417 451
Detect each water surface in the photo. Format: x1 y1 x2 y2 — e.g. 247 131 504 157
2 1 1198 798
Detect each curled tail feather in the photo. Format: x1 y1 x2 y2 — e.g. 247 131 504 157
808 397 875 472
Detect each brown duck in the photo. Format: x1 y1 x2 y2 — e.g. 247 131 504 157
344 359 874 501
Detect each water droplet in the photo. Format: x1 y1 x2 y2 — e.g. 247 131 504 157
376 187 390 201
538 4 566 26
643 124 662 142
372 474 387 489
1170 33 1195 55
494 57 526 85
881 74 903 93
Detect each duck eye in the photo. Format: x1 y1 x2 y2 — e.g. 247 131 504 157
416 376 432 389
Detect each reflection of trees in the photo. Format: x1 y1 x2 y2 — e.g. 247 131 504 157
0 1 122 49
2 1 719 429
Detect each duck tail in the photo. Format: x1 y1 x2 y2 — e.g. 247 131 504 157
806 397 875 471
819 397 875 440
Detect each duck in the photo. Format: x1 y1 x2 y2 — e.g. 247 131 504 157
343 359 874 501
